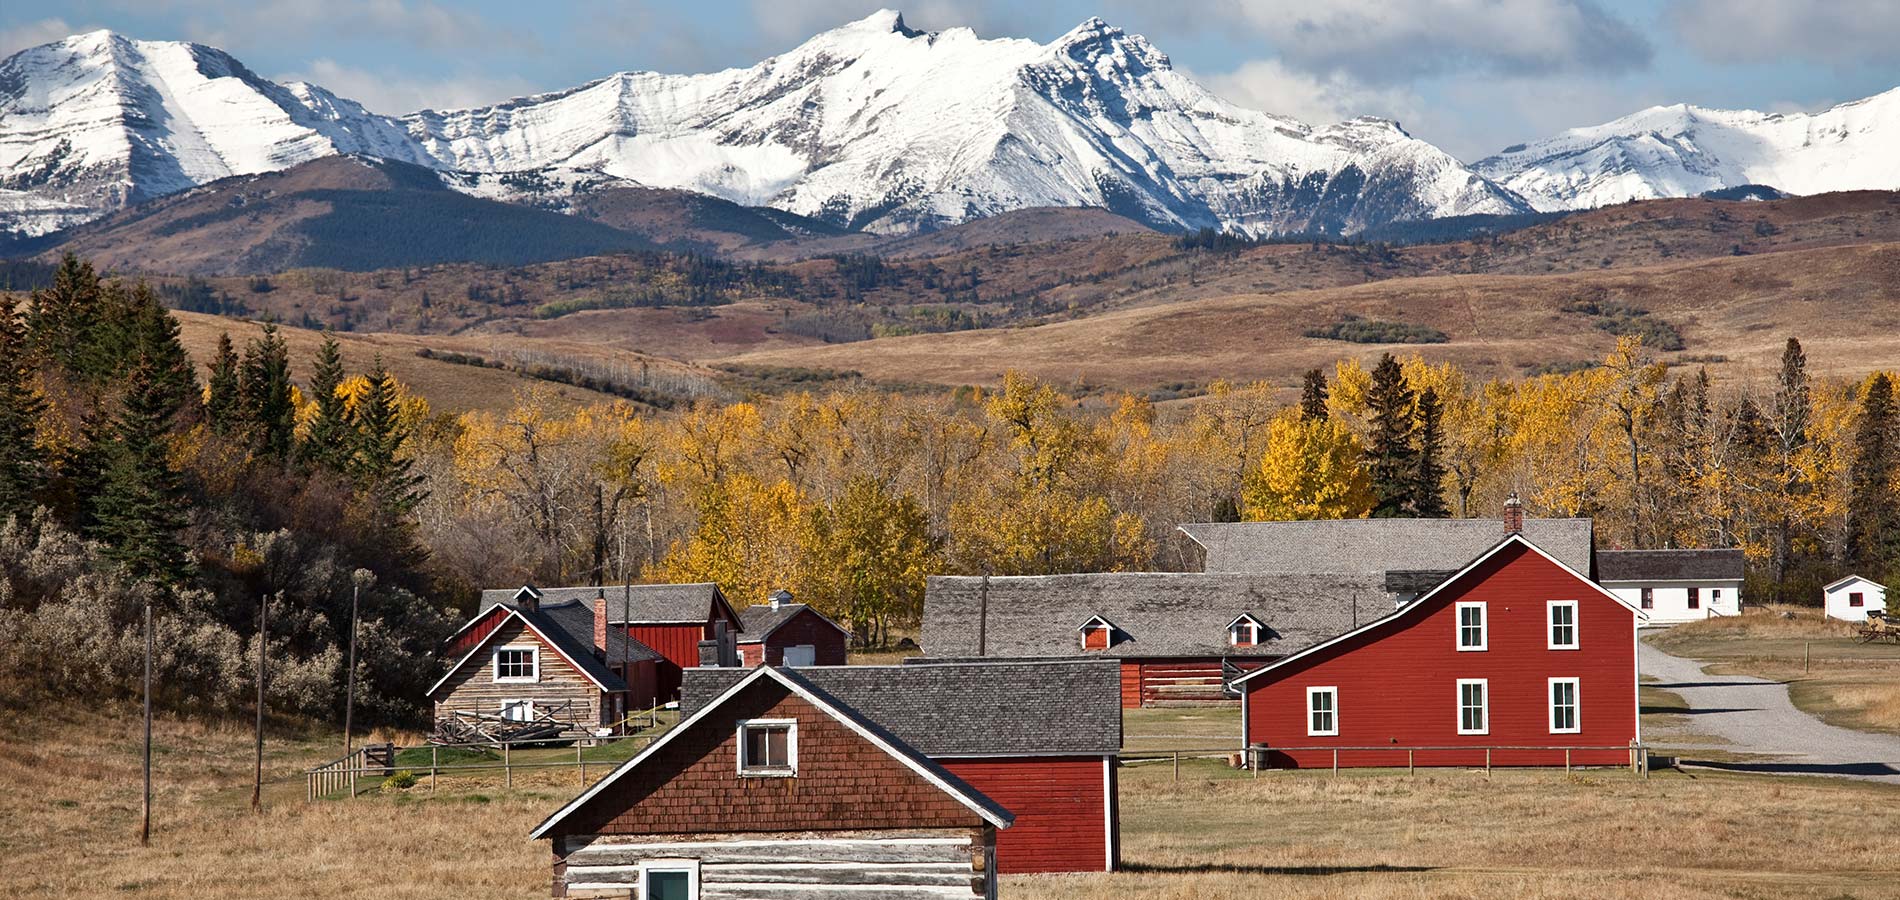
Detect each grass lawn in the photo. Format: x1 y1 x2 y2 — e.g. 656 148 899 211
1647 606 1900 736
9 701 1900 899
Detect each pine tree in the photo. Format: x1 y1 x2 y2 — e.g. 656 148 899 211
90 343 195 587
1364 353 1418 518
205 333 241 433
0 293 45 522
302 334 353 471
239 323 296 460
349 364 428 556
1769 337 1811 592
1846 373 1899 572
1410 387 1449 517
1299 368 1329 422
25 253 101 372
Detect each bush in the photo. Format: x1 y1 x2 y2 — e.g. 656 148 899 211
1304 314 1449 344
384 770 419 791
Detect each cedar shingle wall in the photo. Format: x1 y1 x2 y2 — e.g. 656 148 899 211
555 681 988 837
434 618 603 727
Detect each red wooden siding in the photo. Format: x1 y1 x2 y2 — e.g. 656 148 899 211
940 756 1114 874
444 605 510 659
1242 542 1637 768
736 609 849 667
1117 658 1265 707
624 623 708 701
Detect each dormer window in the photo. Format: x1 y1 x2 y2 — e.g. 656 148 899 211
1229 614 1266 647
1077 616 1117 650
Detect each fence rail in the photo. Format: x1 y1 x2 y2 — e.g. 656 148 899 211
1118 743 1650 779
305 731 665 800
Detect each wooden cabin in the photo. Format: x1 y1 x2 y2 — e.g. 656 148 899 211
682 658 1123 875
477 583 743 703
1233 533 1644 768
530 666 1012 898
736 590 850 666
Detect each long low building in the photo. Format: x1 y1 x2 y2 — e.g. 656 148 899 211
1595 548 1745 624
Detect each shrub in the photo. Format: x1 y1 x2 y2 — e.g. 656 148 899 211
384 770 419 791
1304 314 1449 344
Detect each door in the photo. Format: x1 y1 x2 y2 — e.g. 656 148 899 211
781 644 816 667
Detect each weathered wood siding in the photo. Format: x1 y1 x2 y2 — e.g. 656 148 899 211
1117 658 1264 707
433 618 605 730
940 756 1113 873
737 609 849 667
1243 542 1638 767
556 829 992 899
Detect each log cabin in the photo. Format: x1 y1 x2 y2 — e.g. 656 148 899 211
432 587 662 736
478 583 744 703
1232 532 1645 769
530 665 1014 899
681 658 1123 875
735 590 850 667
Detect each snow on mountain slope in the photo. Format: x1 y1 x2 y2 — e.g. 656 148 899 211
0 30 425 236
1477 87 1900 211
402 11 1528 235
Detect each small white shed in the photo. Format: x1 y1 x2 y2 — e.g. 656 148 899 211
1823 575 1887 622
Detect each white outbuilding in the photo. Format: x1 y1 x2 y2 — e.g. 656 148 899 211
1822 575 1888 622
1596 549 1744 625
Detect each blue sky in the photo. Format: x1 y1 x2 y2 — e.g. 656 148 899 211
4 0 1895 160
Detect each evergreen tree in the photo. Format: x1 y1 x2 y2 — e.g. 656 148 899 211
25 253 101 372
349 364 428 556
239 323 296 460
1410 387 1449 517
1364 353 1418 517
0 293 45 521
205 332 241 434
1298 368 1329 422
1846 374 1900 572
90 328 196 587
302 333 353 471
1769 337 1812 592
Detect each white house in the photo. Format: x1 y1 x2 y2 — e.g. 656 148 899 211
1596 549 1744 625
1823 575 1888 622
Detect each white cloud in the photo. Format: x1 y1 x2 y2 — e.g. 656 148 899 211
1667 0 1900 65
1198 59 1422 128
279 59 536 115
1418 75 1666 161
0 17 82 57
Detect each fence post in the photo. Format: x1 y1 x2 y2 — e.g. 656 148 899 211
1805 642 1811 674
1332 747 1339 777
1408 749 1414 775
1565 748 1571 775
431 745 439 793
1172 751 1179 782
578 743 586 786
1485 748 1491 776
504 741 512 790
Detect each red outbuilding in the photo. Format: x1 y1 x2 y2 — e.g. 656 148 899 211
478 583 744 704
1234 533 1645 768
736 590 850 666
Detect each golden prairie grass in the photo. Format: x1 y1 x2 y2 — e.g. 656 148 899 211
8 703 1900 900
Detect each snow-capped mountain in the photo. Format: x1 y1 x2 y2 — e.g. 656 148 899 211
0 12 1526 239
1477 87 1900 211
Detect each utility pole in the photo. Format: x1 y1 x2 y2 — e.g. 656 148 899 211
140 597 152 846
252 593 269 814
344 571 373 762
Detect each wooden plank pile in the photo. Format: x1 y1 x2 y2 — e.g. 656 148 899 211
432 706 577 746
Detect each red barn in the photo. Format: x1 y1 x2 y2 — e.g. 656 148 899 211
736 590 850 666
1234 533 1645 768
479 583 744 704
681 659 1123 874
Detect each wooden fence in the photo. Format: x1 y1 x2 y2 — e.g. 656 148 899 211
1118 743 1650 780
305 732 668 800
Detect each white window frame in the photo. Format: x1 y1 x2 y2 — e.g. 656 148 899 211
637 858 700 900
492 644 539 683
1549 677 1580 734
1456 678 1489 735
1547 600 1580 650
735 718 798 777
1230 617 1260 647
499 699 535 722
1306 686 1338 736
1455 602 1487 651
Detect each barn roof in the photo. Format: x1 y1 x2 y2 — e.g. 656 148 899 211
1178 518 1595 577
919 572 1376 660
428 600 655 697
681 659 1121 756
530 666 1015 839
479 582 737 625
737 602 849 642
1595 549 1744 582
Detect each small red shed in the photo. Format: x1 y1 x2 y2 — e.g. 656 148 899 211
1233 533 1645 768
736 590 850 666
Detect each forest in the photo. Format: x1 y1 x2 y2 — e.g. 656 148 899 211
2 254 1897 729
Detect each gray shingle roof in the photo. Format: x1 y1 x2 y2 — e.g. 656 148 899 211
1596 549 1745 582
738 602 848 642
1178 518 1595 577
517 602 633 693
919 572 1378 660
480 583 732 625
534 599 663 666
1385 570 1456 594
681 660 1121 755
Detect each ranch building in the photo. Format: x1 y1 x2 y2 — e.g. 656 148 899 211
1596 548 1744 624
1823 575 1889 622
736 590 850 667
478 583 744 703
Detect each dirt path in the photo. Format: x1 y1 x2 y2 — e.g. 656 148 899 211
1641 639 1900 783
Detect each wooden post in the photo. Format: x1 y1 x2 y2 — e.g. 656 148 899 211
252 593 268 814
577 743 585 786
1172 751 1179 782
505 741 512 789
1408 748 1414 775
141 598 153 846
1805 641 1811 674
1485 748 1491 776
1565 748 1571 774
1332 747 1339 776
431 745 439 793
344 579 362 765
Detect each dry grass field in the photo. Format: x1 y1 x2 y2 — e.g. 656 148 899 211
1648 607 1900 735
8 701 1900 899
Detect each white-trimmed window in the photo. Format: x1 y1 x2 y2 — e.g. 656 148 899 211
638 859 699 900
737 719 797 776
1230 615 1264 647
1549 678 1580 734
493 645 538 683
1306 686 1338 736
1457 679 1489 735
499 699 535 722
1455 602 1487 651
1547 600 1579 650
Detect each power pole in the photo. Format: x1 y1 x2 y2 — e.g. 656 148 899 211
140 597 152 846
252 593 269 814
344 572 372 761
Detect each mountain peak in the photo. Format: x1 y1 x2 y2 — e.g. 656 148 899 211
839 9 921 37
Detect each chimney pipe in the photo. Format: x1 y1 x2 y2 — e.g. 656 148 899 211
1503 493 1524 534
768 589 792 611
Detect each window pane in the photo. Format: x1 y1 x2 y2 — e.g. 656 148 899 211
646 870 691 900
745 727 767 766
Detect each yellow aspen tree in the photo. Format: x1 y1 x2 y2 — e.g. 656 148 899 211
1241 409 1374 521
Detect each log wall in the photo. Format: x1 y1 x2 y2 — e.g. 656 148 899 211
556 828 993 899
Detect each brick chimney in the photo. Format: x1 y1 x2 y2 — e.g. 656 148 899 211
594 592 609 657
1503 493 1525 534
